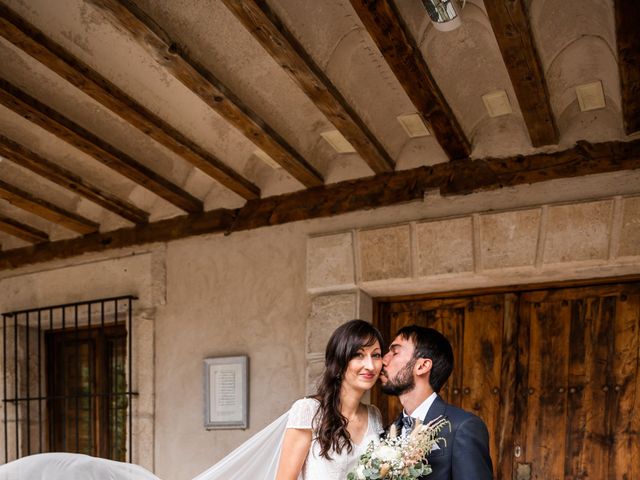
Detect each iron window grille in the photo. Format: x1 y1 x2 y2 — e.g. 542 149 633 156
1 295 137 463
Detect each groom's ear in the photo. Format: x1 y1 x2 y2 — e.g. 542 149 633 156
414 358 432 377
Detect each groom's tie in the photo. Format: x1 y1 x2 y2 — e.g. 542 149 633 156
401 415 415 436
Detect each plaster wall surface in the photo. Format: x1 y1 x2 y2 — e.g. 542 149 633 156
154 226 308 480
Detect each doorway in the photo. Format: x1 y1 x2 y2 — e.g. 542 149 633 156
373 281 639 479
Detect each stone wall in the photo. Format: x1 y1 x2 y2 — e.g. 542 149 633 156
304 195 640 391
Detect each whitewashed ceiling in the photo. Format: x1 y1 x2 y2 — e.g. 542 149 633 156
0 0 637 260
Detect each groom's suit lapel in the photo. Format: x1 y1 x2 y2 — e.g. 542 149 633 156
422 394 447 425
422 395 448 460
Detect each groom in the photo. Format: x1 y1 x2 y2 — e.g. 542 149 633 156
380 325 493 480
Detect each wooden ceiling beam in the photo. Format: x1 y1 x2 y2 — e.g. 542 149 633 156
1 138 638 270
0 179 98 235
87 0 324 188
0 134 149 225
0 4 260 200
222 0 394 173
349 0 470 160
614 0 640 134
0 215 49 244
0 79 203 214
484 0 558 146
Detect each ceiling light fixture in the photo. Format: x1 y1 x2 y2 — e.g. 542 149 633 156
421 0 466 32
575 81 606 112
320 130 356 154
397 113 431 138
482 90 513 118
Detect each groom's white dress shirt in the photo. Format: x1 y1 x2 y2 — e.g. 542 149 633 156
401 391 437 437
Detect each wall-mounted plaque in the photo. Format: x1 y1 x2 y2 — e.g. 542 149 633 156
203 356 248 429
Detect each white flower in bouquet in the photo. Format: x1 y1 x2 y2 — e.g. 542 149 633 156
372 445 402 463
347 416 450 480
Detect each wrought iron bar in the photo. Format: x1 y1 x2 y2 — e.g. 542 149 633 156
3 314 8 463
128 298 133 463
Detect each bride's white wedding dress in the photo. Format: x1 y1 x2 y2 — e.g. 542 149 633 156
0 399 383 480
287 398 384 479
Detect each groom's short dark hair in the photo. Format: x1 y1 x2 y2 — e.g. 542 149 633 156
396 325 454 393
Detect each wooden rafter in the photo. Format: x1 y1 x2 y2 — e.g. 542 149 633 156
614 0 640 134
0 215 49 244
0 135 149 225
0 79 203 214
485 0 558 146
1 138 638 270
349 0 470 160
0 4 260 200
222 0 394 173
0 179 98 235
87 0 324 188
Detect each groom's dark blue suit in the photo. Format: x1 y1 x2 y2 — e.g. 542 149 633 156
393 395 493 480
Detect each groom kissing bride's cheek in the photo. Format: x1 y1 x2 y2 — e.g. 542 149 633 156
275 321 493 480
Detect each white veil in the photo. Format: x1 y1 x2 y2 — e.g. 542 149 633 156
192 410 289 480
0 411 289 480
0 452 161 480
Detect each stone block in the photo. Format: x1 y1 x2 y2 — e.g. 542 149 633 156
481 209 541 269
416 217 473 276
619 196 640 257
305 359 325 395
134 415 154 470
307 293 358 354
307 233 355 290
359 225 411 281
358 291 373 322
544 200 612 263
134 316 155 415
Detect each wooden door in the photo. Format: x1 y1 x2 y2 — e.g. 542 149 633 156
374 282 640 480
514 284 640 480
373 293 514 478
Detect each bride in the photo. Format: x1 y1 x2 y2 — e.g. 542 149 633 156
0 319 385 480
276 319 384 479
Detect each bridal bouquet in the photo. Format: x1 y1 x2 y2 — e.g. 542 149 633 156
347 416 450 480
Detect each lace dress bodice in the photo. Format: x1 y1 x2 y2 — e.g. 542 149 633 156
286 398 384 479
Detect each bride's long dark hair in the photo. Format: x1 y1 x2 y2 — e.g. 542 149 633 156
313 319 384 459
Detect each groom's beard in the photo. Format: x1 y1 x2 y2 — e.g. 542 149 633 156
381 358 416 396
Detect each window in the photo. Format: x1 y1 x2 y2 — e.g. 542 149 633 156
46 324 127 460
1 296 135 463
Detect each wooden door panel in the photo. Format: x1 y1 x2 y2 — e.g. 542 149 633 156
422 305 465 406
564 298 592 479
521 296 571 480
518 286 640 480
613 293 640 479
461 296 505 471
584 296 617 479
